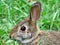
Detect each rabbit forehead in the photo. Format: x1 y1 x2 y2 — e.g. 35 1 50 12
10 18 36 35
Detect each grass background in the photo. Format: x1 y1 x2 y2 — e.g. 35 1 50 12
0 0 60 45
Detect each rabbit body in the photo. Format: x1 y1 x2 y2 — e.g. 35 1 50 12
9 2 60 45
38 31 60 45
18 31 60 45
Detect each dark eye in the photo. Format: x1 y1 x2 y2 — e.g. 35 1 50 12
20 26 26 31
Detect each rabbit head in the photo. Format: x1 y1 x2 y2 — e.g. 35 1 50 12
9 2 41 44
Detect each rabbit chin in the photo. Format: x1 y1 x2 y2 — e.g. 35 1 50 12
15 37 33 43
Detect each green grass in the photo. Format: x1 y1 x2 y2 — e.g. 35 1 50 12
0 0 60 45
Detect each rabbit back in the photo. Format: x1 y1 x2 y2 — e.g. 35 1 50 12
39 31 60 45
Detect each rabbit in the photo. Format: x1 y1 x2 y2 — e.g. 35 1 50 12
9 2 60 45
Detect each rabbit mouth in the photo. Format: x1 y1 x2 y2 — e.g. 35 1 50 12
20 38 32 43
17 37 33 43
22 37 32 40
15 34 32 43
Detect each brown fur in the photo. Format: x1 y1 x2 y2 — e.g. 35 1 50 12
9 2 60 45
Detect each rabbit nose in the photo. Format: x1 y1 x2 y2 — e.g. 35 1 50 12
9 35 11 38
9 34 12 39
9 34 12 38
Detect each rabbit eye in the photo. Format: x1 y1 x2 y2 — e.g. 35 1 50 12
20 26 26 31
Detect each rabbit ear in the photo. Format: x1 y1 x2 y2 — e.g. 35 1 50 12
30 2 41 23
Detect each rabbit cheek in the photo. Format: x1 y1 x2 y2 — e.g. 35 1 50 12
22 33 32 39
16 30 32 40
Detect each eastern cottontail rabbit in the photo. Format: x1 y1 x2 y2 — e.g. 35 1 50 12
9 2 60 45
